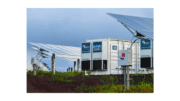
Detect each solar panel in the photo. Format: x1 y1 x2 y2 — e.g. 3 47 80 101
107 13 154 40
29 42 81 60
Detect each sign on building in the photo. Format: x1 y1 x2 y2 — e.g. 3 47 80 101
141 39 151 50
112 45 117 50
93 42 102 52
82 43 90 53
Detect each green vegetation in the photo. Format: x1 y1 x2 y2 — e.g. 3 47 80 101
27 70 85 84
27 70 153 93
76 80 153 93
27 70 85 77
130 73 153 82
130 74 146 77
100 75 118 85
48 76 77 84
76 74 153 93
27 70 53 76
87 71 92 76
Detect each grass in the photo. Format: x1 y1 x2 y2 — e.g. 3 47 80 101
27 70 85 77
27 70 85 84
100 75 118 85
27 70 153 93
130 74 146 77
130 73 153 82
27 70 53 76
76 81 153 93
48 76 77 84
76 74 154 93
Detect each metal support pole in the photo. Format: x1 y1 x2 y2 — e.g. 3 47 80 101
118 66 119 75
68 67 70 72
67 68 68 72
71 67 73 72
74 61 76 71
123 66 130 90
124 66 126 90
77 59 80 72
52 53 55 74
119 21 136 37
33 64 36 76
127 66 130 90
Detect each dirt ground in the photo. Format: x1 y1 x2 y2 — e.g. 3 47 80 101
27 74 153 93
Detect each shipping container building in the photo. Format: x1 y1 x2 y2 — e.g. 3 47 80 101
81 38 153 75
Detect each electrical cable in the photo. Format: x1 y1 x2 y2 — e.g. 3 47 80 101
130 37 141 49
128 36 135 48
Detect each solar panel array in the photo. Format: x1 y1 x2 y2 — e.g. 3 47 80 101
107 13 154 40
29 42 81 61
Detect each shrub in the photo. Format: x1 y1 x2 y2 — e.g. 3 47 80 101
101 75 118 85
76 82 94 93
27 70 33 76
76 77 153 93
130 74 146 77
65 80 77 84
73 71 79 76
48 76 77 84
77 71 85 76
150 73 153 80
76 82 153 93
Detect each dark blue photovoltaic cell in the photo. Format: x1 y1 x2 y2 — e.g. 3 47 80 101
107 13 154 40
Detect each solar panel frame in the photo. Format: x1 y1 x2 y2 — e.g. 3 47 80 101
107 13 154 40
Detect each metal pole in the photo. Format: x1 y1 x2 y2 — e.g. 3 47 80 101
118 66 119 75
136 42 138 74
124 66 126 90
33 64 36 76
151 39 153 69
71 67 73 72
74 61 76 71
77 59 80 72
120 21 136 37
68 67 70 72
127 66 130 90
52 53 55 74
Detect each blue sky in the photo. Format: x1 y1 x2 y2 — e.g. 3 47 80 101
27 8 153 71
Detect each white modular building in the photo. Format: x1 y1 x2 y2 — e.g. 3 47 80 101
81 38 143 75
